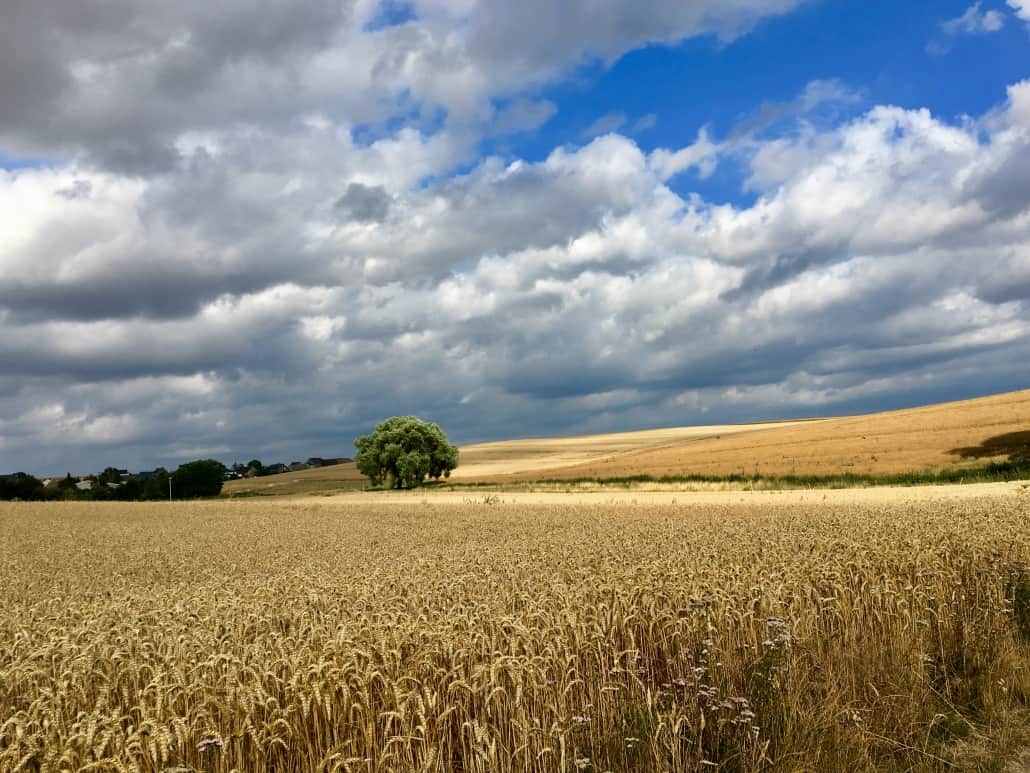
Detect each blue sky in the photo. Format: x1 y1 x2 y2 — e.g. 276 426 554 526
497 0 1029 199
0 0 1028 473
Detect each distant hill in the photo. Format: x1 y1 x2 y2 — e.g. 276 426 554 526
222 389 1030 495
222 461 367 496
464 389 1030 482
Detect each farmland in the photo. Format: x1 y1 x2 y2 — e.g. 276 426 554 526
3 486 1030 771
222 389 1030 497
462 388 1030 483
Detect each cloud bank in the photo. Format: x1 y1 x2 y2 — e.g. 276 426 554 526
1 1 1029 473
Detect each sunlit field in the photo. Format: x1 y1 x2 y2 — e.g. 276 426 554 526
221 389 1030 497
3 491 1030 771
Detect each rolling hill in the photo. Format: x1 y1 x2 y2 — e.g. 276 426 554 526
223 388 1030 495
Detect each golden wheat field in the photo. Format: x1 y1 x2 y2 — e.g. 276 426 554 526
3 491 1030 772
483 389 1030 482
221 390 1030 497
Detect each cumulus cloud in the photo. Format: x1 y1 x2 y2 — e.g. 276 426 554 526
946 2 1006 33
928 2 1006 54
2 1 1029 474
649 80 859 183
336 183 394 223
649 129 723 181
1009 0 1030 21
0 0 805 168
4 78 1030 472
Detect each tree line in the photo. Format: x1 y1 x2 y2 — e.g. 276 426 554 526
3 414 461 501
0 460 226 501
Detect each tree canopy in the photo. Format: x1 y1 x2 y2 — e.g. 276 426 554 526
0 473 45 501
171 459 226 498
354 416 459 489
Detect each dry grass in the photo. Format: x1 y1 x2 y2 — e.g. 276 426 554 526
223 462 367 497
3 490 1030 772
478 389 1030 483
447 421 813 480
222 391 1030 497
221 422 810 497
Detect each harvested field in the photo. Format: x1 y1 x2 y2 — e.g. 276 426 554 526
223 461 366 497
222 390 1030 496
447 421 811 480
475 389 1030 483
221 422 809 497
3 487 1030 771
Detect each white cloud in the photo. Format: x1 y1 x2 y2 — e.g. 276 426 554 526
0 0 807 168
649 128 722 180
2 2 1030 476
929 3 1006 54
1009 0 1030 21
582 112 628 138
632 113 658 133
946 3 1006 33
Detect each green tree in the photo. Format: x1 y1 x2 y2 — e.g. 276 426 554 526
0 473 45 501
246 459 265 476
171 459 226 498
98 467 124 486
141 472 170 500
113 477 143 501
354 416 459 489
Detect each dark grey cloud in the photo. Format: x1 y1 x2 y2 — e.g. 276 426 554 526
720 252 823 302
0 0 805 171
55 180 93 200
460 0 804 82
336 183 393 223
0 1 358 170
963 138 1030 219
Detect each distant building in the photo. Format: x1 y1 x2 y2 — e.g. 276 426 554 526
264 463 289 475
305 457 352 467
75 480 93 491
288 461 309 472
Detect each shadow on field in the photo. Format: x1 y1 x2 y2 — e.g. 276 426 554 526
950 430 1030 463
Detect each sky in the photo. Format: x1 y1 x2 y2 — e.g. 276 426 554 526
1 0 1029 475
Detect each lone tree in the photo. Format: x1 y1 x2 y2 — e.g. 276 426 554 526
354 416 459 489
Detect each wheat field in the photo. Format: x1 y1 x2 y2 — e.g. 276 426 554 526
2 491 1030 772
222 390 1030 497
494 389 1030 481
